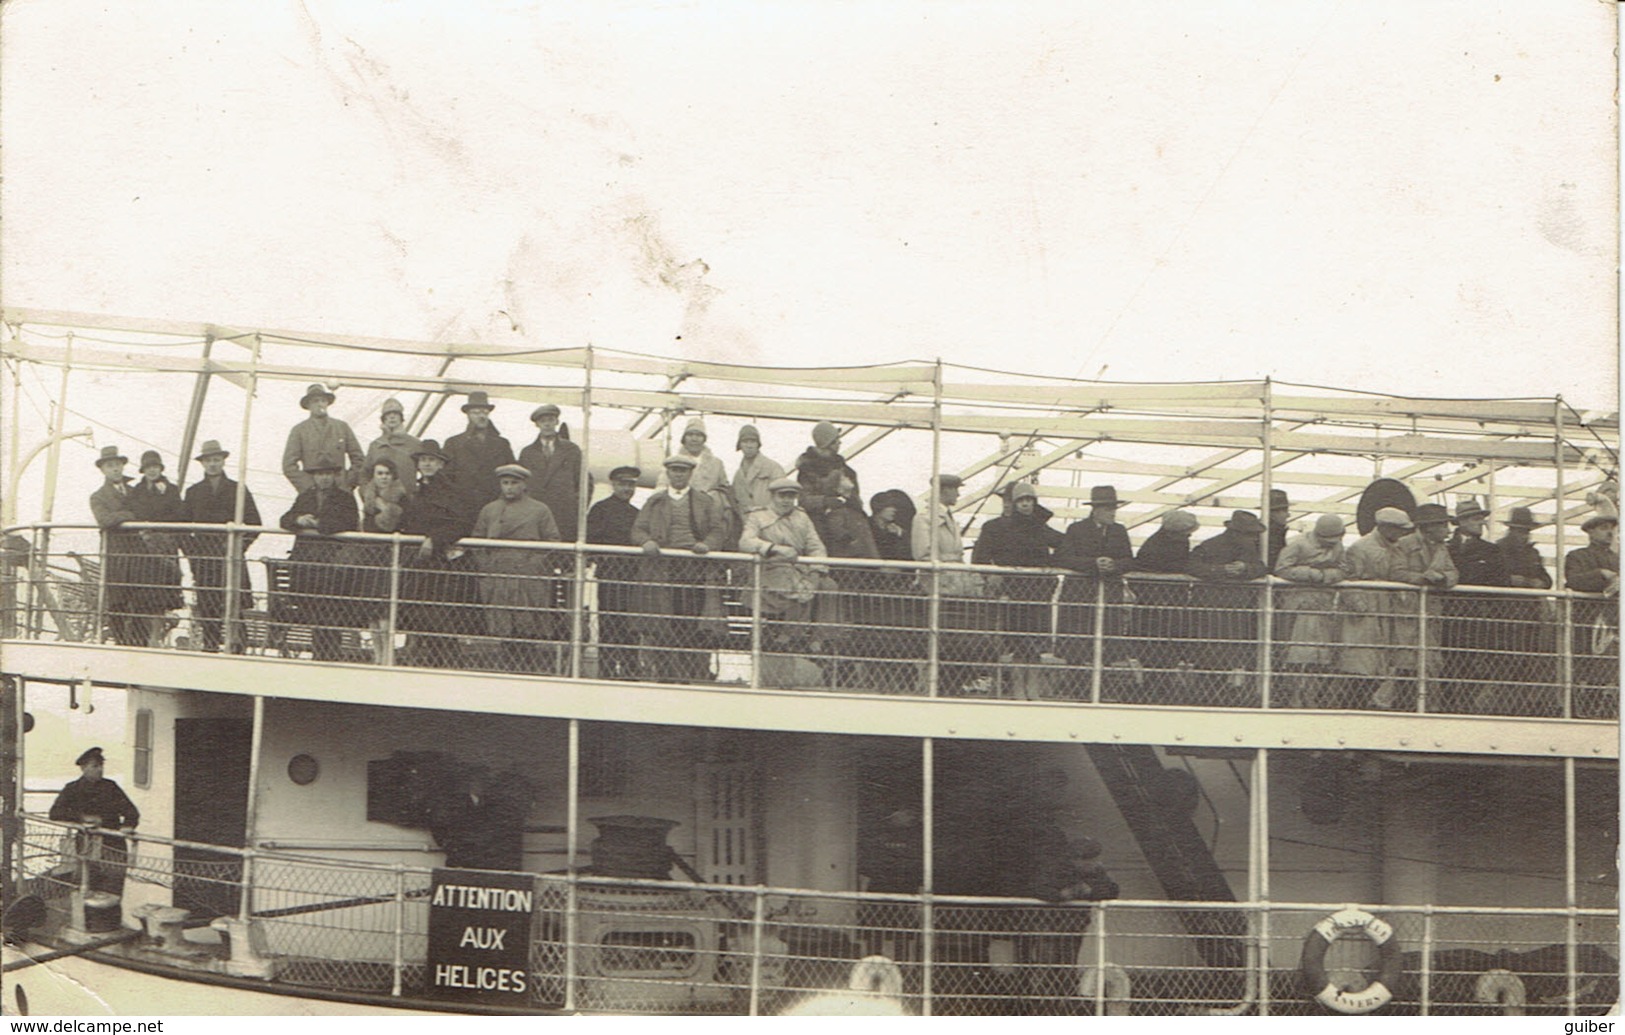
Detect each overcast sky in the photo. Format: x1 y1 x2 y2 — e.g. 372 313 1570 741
2 1 1617 413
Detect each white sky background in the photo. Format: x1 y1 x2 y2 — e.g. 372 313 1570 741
0 0 1619 520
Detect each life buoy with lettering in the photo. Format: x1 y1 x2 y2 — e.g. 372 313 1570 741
1298 908 1403 1014
1473 968 1526 1015
1078 961 1132 1016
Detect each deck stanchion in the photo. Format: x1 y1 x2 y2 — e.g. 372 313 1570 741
224 334 262 656
1565 756 1578 1014
1560 596 1574 718
24 527 45 638
748 884 766 1015
926 360 944 698
240 694 266 924
1256 746 1270 1017
1090 580 1104 704
1092 901 1108 1015
564 718 580 1012
749 553 763 689
921 736 935 1017
570 349 593 680
93 529 109 643
1259 379 1274 709
383 536 401 666
1419 907 1434 1015
1259 580 1273 709
391 863 406 997
1416 588 1429 714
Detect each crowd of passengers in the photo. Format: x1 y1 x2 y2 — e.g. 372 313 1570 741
82 385 1619 709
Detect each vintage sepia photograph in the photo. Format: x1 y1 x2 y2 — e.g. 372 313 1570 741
0 0 1617 1021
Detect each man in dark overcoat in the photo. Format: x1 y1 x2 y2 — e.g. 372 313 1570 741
399 440 478 668
1055 486 1135 672
126 450 188 645
586 465 642 679
1496 507 1554 690
88 446 146 646
1442 498 1511 711
279 455 361 661
1187 510 1269 700
516 403 588 543
1564 514 1619 718
1133 509 1201 683
182 440 261 653
443 391 516 514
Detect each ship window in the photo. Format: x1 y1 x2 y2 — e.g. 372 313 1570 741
581 724 628 798
133 709 153 789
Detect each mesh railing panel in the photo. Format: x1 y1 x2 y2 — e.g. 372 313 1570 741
5 526 1615 719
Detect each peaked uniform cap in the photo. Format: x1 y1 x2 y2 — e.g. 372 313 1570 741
75 746 105 767
609 466 641 482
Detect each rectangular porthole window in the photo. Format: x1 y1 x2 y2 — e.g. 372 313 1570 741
133 709 153 789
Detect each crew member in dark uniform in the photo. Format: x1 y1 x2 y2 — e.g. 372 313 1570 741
49 747 139 895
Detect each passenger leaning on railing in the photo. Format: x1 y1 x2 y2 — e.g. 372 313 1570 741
1274 515 1347 708
1338 508 1412 708
278 454 360 662
1187 510 1269 703
469 463 563 674
1443 498 1511 713
1389 504 1459 710
1133 509 1200 685
1496 507 1555 691
971 482 1062 668
335 457 406 653
798 455 879 679
739 476 831 669
1565 513 1619 717
1055 485 1135 684
48 746 138 897
398 439 478 669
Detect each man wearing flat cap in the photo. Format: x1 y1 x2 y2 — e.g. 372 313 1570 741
50 747 139 896
182 440 261 653
661 417 738 549
1565 512 1619 716
1441 498 1510 711
283 383 365 493
279 455 361 661
587 466 643 678
517 403 589 543
471 464 563 673
1337 506 1413 704
88 445 148 646
444 391 516 513
631 454 729 682
1055 486 1137 675
739 476 831 669
1188 511 1271 700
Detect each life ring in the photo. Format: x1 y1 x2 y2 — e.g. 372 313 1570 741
1473 968 1526 1015
1078 961 1132 1016
848 955 904 997
1299 908 1403 1014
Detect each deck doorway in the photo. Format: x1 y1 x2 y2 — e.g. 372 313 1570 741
173 717 252 920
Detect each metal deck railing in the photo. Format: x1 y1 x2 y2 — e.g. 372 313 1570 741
11 815 1618 1016
3 522 1616 719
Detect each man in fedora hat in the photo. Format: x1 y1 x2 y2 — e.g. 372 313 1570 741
1442 498 1510 711
470 463 563 673
1384 503 1458 709
1189 511 1271 700
364 397 421 496
630 454 729 682
88 445 149 646
444 391 516 512
587 465 643 678
1055 486 1136 678
1493 506 1554 692
516 402 587 543
283 383 365 493
126 449 187 646
279 455 361 662
49 746 139 896
183 439 261 652
397 439 478 668
1338 506 1413 705
1565 512 1619 717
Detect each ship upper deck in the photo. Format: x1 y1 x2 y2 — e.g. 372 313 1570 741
1 309 1617 757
